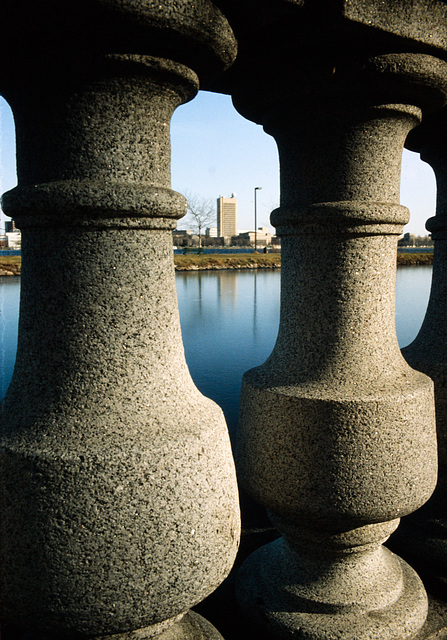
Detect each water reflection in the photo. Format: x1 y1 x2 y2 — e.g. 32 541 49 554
0 267 433 440
0 277 20 399
176 270 281 440
395 266 432 349
177 267 433 440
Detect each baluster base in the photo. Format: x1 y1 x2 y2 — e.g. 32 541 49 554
236 536 428 640
1 612 224 640
96 611 224 640
389 487 447 590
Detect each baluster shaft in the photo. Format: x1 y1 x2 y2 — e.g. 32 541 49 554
234 53 447 640
0 5 240 639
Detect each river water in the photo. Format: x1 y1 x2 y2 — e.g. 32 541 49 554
0 266 433 439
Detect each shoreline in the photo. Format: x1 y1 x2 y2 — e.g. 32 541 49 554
0 251 434 276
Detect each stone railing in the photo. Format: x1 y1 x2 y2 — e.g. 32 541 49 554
1 2 447 640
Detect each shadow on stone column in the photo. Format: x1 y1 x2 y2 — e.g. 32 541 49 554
0 3 240 639
389 106 447 597
233 53 447 640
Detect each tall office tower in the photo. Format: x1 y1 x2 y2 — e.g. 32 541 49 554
217 194 238 239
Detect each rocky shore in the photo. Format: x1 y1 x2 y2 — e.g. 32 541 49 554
0 260 21 277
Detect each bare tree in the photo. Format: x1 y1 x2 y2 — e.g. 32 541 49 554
184 192 216 248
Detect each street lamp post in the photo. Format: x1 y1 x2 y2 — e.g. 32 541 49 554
254 186 262 252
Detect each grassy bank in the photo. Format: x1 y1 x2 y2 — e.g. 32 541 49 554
0 251 434 276
176 252 434 269
396 252 433 266
174 252 281 270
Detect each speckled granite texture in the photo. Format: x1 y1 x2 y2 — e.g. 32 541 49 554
2 2 447 640
0 3 240 639
234 53 447 639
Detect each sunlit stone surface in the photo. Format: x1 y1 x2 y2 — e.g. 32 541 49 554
226 12 447 639
0 3 240 639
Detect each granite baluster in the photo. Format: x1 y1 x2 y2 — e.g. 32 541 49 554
234 53 447 639
0 4 240 639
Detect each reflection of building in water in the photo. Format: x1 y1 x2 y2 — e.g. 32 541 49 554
217 271 238 309
217 194 237 241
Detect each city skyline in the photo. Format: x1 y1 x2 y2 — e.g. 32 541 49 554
0 91 437 236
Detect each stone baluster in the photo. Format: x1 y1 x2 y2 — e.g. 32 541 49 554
234 54 447 639
390 107 447 587
0 4 240 640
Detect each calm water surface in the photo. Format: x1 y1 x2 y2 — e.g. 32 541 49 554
0 267 433 439
0 277 20 402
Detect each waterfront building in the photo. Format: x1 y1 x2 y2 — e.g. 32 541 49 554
239 226 274 246
398 232 433 247
205 226 218 237
172 229 194 247
217 194 237 240
5 230 21 249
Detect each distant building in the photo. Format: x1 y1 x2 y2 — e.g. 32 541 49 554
239 226 274 247
399 232 416 247
205 227 218 237
2 219 21 248
172 229 194 247
6 230 21 249
174 229 194 236
217 195 237 240
398 232 433 248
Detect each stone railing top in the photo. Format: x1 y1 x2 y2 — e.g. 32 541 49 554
0 0 237 84
406 104 447 152
213 0 447 46
206 0 447 94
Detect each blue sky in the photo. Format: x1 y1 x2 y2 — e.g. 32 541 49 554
0 91 436 236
